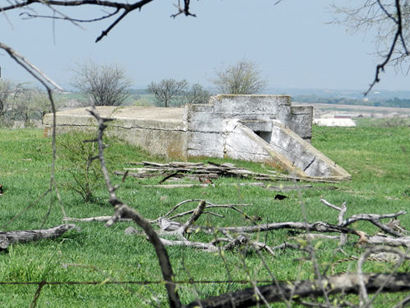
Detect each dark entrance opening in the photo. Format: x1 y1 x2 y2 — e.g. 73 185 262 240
254 131 272 143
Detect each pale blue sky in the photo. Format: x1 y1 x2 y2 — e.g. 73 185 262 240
0 0 408 91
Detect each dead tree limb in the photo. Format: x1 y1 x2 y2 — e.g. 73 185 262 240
184 272 410 308
364 235 410 247
341 211 407 228
180 200 206 234
63 216 132 223
215 221 358 235
154 200 249 224
321 199 348 246
0 224 76 249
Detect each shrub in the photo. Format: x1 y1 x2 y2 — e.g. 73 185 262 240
58 132 103 202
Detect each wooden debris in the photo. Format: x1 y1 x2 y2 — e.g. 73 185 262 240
0 224 76 250
63 216 132 223
140 182 313 191
116 161 339 183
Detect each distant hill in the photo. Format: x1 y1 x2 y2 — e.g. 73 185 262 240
265 88 410 108
127 87 410 108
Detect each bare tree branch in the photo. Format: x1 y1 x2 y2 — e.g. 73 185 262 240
180 200 206 234
363 0 409 94
30 280 46 308
20 8 120 24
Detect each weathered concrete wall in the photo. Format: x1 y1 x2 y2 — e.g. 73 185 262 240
290 105 313 140
183 95 348 179
185 94 313 157
43 95 350 180
43 106 188 159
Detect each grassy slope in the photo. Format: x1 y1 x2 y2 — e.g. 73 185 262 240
0 124 409 307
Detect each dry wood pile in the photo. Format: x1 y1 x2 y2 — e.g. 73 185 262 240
117 161 282 181
114 161 335 190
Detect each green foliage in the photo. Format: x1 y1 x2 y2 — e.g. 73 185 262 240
57 132 103 202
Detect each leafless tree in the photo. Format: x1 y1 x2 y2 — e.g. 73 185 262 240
0 79 12 117
72 62 131 106
148 79 188 107
9 87 51 122
180 83 211 105
213 61 266 94
0 81 51 125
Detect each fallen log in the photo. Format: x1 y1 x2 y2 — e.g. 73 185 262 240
365 235 410 247
0 224 76 250
184 272 410 308
63 216 132 223
215 221 357 235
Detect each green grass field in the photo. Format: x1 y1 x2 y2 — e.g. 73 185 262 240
0 122 409 307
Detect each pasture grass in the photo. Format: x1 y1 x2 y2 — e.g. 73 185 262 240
0 121 409 307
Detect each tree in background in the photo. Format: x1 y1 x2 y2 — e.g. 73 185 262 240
213 61 266 94
182 83 211 105
148 79 188 107
0 79 12 117
149 80 211 107
0 80 51 126
9 87 51 123
72 62 131 106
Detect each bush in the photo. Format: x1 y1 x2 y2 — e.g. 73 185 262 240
58 132 103 202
